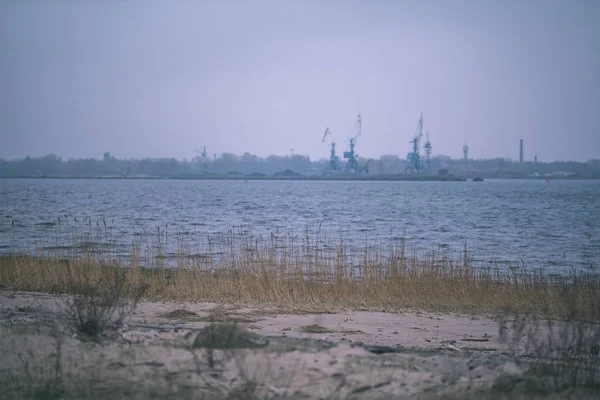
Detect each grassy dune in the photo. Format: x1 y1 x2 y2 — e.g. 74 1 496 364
1 231 599 319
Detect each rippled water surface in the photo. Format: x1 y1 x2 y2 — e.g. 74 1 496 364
1 178 599 271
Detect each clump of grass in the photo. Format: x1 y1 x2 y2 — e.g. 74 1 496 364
62 264 147 341
497 280 600 395
298 324 336 334
189 319 269 380
340 329 364 334
193 323 268 350
160 308 199 319
0 324 67 400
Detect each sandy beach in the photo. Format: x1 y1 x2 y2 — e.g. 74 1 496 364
4 289 592 399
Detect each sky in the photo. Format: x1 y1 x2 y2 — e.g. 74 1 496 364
1 0 599 162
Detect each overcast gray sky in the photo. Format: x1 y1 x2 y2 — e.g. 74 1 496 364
1 0 599 162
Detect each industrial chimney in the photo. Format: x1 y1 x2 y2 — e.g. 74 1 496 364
519 139 524 164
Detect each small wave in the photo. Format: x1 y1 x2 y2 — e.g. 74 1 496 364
43 245 74 251
186 253 211 259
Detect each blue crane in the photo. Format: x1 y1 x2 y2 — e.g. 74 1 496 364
405 113 427 175
343 114 363 174
321 127 340 174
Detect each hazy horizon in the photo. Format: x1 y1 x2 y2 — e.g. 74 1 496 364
1 0 599 163
1 149 598 164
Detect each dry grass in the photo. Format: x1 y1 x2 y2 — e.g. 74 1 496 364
298 324 336 334
2 241 600 399
2 226 599 399
497 283 600 393
1 230 599 320
61 266 147 340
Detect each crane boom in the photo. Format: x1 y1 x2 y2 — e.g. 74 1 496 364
322 127 331 143
413 112 423 141
352 114 362 141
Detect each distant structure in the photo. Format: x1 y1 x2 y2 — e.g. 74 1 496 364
201 146 208 174
321 127 340 173
405 112 426 175
462 142 469 170
103 152 111 163
343 114 363 174
534 155 538 164
520 139 524 164
423 130 432 173
194 146 208 174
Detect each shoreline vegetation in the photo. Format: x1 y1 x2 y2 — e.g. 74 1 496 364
2 229 600 398
2 230 599 319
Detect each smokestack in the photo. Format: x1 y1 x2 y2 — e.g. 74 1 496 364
519 139 524 164
534 155 537 164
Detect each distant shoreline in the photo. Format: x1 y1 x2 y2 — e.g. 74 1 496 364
0 175 467 182
1 175 597 181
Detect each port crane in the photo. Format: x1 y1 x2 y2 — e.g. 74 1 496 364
194 146 208 175
405 113 427 175
424 130 432 173
321 127 340 173
343 114 363 174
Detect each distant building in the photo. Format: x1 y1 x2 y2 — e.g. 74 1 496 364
104 152 111 162
379 154 401 174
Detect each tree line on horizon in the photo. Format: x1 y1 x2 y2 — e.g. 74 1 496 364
0 152 598 178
